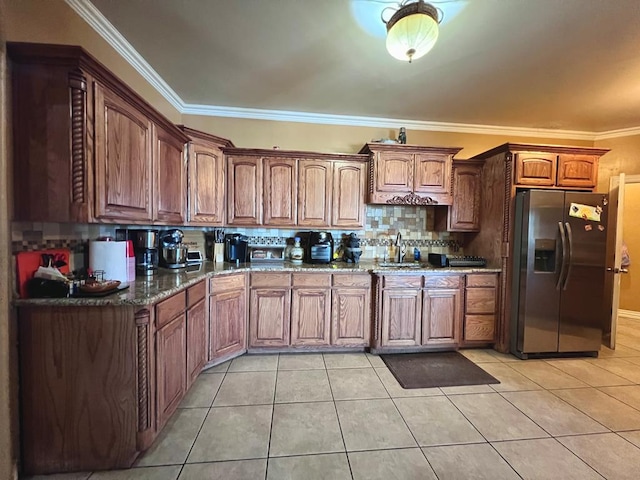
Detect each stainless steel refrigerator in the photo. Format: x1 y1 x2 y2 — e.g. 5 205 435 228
511 190 609 358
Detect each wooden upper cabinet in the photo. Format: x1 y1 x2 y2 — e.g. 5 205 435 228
298 159 332 228
8 43 190 224
514 151 599 189
374 152 413 192
154 125 185 224
224 149 367 228
447 161 482 231
227 155 262 225
182 128 232 226
557 154 598 188
514 152 557 186
94 82 154 222
332 161 366 228
414 153 451 194
263 157 297 226
360 144 461 205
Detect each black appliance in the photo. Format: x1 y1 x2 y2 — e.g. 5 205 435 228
224 233 249 263
305 231 334 264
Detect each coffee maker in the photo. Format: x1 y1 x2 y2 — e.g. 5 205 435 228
120 229 159 276
224 233 249 263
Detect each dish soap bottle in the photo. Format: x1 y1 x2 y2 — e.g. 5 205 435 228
290 237 304 264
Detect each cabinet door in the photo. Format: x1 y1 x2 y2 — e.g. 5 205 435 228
414 153 451 195
186 298 207 387
514 152 557 186
249 288 291 347
374 152 413 193
156 314 187 428
556 154 598 188
263 157 297 226
298 159 332 228
381 289 421 347
332 161 366 228
154 125 185 224
188 141 225 225
94 82 153 221
210 288 247 360
332 288 370 346
449 163 481 231
422 288 461 346
227 155 261 225
291 288 331 346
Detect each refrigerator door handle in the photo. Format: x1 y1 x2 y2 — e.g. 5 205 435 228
563 222 574 291
556 222 567 290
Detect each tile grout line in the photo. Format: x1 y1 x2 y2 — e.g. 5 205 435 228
265 354 280 480
323 353 355 480
178 366 229 471
370 362 443 479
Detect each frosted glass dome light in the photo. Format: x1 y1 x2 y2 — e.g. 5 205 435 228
385 0 439 63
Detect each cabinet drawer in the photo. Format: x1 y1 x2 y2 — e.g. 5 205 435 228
465 288 496 314
423 275 461 288
466 274 497 288
251 272 291 288
464 315 495 342
332 274 371 288
293 273 331 287
156 291 186 329
382 275 422 288
210 273 246 294
187 280 206 308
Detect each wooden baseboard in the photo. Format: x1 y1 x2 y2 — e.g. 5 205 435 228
619 309 640 320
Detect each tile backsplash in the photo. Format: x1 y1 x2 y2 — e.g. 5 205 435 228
11 205 462 263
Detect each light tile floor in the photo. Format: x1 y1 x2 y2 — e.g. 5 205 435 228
25 316 640 480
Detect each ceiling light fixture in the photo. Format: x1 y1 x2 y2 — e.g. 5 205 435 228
384 0 440 63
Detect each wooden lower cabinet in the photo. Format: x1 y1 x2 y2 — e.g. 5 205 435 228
463 273 498 344
378 274 465 350
248 272 372 349
422 288 462 346
381 288 422 347
186 282 208 387
291 287 331 346
209 273 247 361
250 288 291 347
156 313 187 428
331 284 371 346
18 306 147 474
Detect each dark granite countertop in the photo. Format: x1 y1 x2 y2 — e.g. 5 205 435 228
14 261 501 307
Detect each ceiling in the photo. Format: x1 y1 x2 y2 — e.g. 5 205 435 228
87 0 640 134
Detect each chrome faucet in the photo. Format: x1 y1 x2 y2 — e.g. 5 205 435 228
395 232 404 262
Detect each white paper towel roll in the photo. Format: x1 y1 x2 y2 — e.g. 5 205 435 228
89 241 129 282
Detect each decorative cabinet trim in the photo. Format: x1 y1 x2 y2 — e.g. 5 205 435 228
135 308 151 433
69 70 87 206
386 193 437 205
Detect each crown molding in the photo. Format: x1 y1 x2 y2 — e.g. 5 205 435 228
594 126 640 141
68 0 640 143
181 103 598 141
64 0 184 112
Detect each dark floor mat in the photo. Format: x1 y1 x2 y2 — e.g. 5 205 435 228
380 351 500 389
